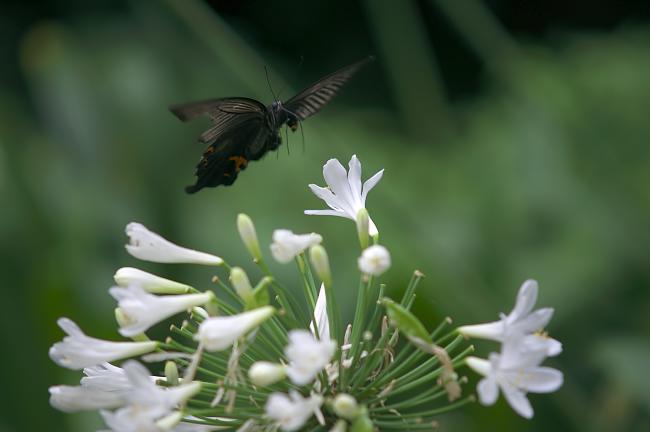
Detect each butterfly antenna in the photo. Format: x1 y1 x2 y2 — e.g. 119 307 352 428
264 66 279 102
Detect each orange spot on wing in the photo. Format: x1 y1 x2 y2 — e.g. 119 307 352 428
228 156 248 172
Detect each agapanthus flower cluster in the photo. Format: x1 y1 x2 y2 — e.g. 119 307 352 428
49 155 563 431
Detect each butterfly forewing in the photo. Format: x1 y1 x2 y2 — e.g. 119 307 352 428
283 56 373 121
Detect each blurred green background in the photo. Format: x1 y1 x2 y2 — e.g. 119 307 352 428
2 0 650 430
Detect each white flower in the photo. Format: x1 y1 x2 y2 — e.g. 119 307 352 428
110 285 214 337
49 363 141 412
285 330 336 385
125 222 223 265
466 340 563 419
49 385 125 413
305 155 383 236
357 245 391 276
114 267 192 294
196 306 275 352
248 361 287 386
101 361 201 431
458 279 561 356
265 391 324 431
309 284 330 341
270 229 322 264
49 318 157 369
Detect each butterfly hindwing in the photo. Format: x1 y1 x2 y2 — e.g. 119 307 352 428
185 116 271 193
170 97 266 144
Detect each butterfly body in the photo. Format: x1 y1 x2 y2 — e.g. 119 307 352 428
170 57 373 193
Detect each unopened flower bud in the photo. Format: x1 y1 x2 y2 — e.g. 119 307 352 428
248 361 286 386
230 267 254 305
309 245 332 287
165 360 179 386
332 393 359 420
358 245 391 276
237 214 262 262
114 267 191 294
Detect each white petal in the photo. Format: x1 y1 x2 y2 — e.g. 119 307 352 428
521 334 563 357
310 284 330 341
545 337 563 356
515 308 554 334
307 184 344 212
516 367 563 393
500 338 548 369
304 209 349 218
465 356 491 377
347 155 362 206
476 377 499 406
500 382 534 419
322 159 355 215
361 169 384 203
510 279 538 321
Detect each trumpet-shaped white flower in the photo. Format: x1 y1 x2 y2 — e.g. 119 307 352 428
125 223 223 265
100 361 201 432
357 245 391 276
270 229 323 264
265 391 324 431
49 384 126 413
114 267 192 294
196 306 275 352
49 318 157 370
110 285 213 337
49 363 144 412
309 284 330 341
466 341 563 419
285 330 336 385
458 280 562 356
248 361 287 386
305 155 383 236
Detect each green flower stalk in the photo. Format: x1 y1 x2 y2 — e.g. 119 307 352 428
48 154 563 431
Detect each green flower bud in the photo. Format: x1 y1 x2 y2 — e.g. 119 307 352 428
237 213 262 262
309 245 332 287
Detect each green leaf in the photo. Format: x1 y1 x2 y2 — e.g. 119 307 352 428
252 276 272 308
381 297 432 344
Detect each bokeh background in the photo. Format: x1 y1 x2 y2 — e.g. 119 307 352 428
2 0 650 431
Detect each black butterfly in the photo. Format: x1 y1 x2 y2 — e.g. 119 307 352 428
169 56 373 193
